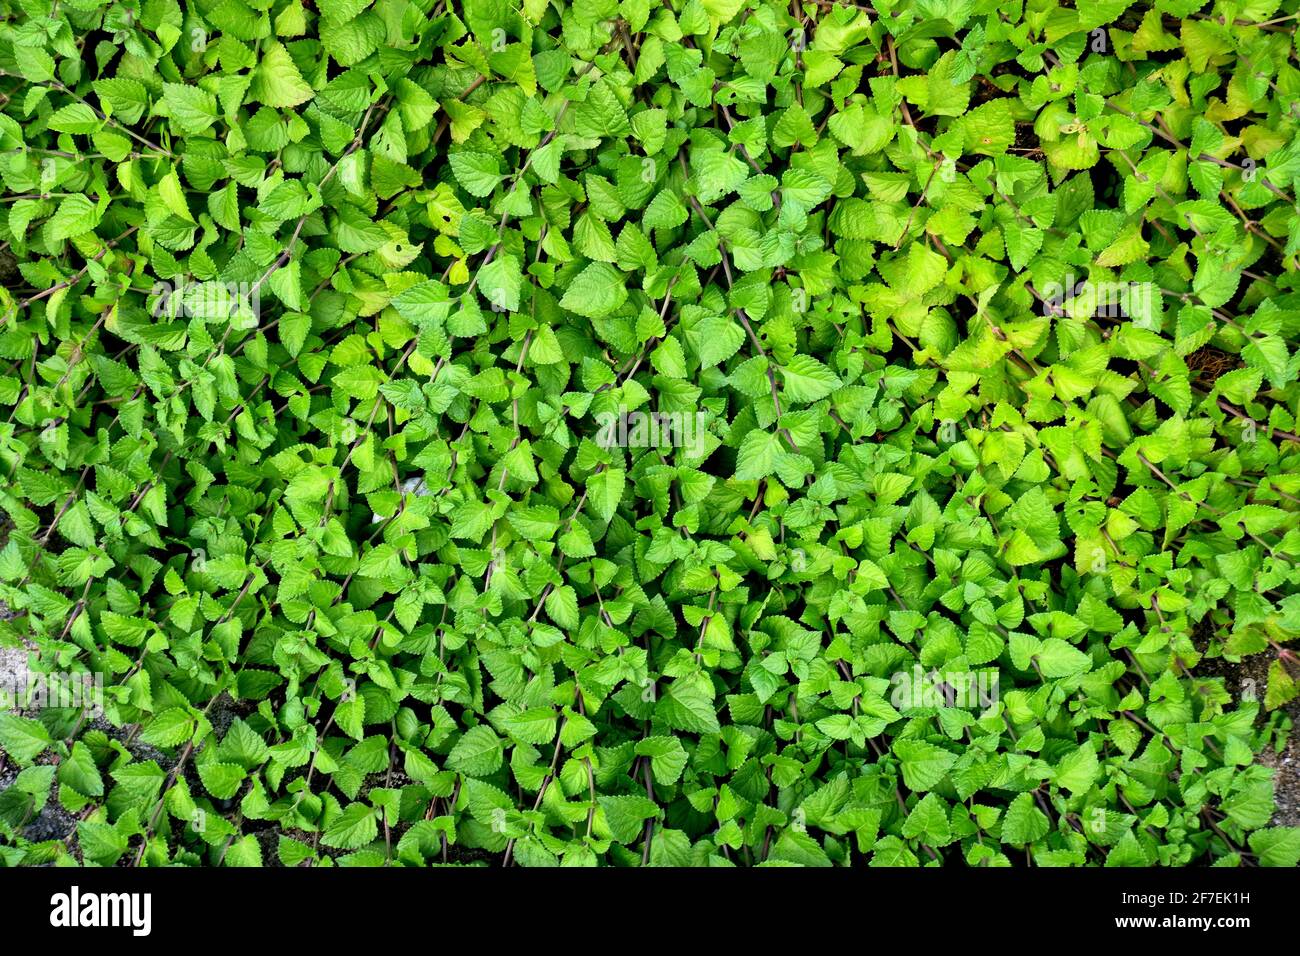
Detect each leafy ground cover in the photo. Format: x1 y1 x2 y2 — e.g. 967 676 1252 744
0 0 1299 867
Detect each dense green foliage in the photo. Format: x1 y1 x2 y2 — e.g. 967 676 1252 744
1 0 1299 868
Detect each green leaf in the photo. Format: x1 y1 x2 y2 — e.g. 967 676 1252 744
1249 827 1300 868
44 194 101 243
0 715 52 764
322 804 378 850
1001 793 1050 845
449 151 503 198
734 429 782 481
634 736 688 785
598 794 659 844
58 742 104 797
657 676 721 735
779 355 841 404
559 262 628 318
447 725 504 777
893 740 956 793
250 42 315 108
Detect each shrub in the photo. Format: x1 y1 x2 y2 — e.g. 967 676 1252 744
0 0 1298 868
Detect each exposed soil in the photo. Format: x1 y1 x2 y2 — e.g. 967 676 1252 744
205 692 247 742
0 641 32 713
0 584 30 705
1195 648 1300 828
0 763 79 845
1259 732 1300 828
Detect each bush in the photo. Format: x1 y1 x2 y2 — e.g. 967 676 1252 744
0 0 1298 868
